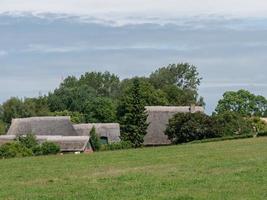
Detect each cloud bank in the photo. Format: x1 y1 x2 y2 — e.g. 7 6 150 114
1 0 267 26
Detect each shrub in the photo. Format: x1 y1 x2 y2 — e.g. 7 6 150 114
32 145 44 156
257 131 267 137
101 141 132 151
248 117 267 134
0 142 33 159
165 112 217 144
40 142 60 155
212 111 254 136
16 134 38 149
89 126 101 151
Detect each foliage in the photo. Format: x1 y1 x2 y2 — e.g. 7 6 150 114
257 131 267 137
162 85 196 106
100 141 132 151
48 84 96 113
0 142 33 159
16 134 38 150
215 89 267 117
0 120 6 135
24 97 51 117
120 78 149 147
89 126 101 151
1 64 204 127
16 134 60 156
0 134 60 158
2 97 31 124
149 63 202 90
165 112 217 144
248 117 267 134
84 97 117 123
2 97 50 125
212 111 254 136
40 142 60 155
50 110 85 124
119 77 168 106
79 71 120 98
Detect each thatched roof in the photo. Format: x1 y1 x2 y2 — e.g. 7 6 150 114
73 123 121 143
144 106 204 145
37 136 89 152
0 135 16 146
7 117 78 136
0 135 89 152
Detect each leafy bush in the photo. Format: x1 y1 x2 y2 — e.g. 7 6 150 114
248 117 267 134
16 134 38 149
257 131 267 137
32 145 44 156
212 111 254 136
40 142 60 155
165 112 217 144
101 141 132 151
0 142 33 159
89 126 101 151
0 134 60 159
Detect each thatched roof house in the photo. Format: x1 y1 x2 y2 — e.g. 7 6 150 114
73 123 121 144
0 117 121 152
144 106 204 145
1 116 90 152
7 116 78 136
0 135 89 152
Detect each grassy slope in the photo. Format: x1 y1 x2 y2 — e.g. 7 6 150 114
0 138 266 200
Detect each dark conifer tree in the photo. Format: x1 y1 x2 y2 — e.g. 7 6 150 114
120 78 149 147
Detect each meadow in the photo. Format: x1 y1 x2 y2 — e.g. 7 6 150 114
0 137 266 200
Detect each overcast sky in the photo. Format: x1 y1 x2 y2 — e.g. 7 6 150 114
0 1 266 114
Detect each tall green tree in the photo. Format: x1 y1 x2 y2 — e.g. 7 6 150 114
149 63 202 90
2 97 30 124
149 63 203 106
120 78 149 147
215 90 267 117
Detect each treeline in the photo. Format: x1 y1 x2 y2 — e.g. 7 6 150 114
0 62 266 146
0 63 204 134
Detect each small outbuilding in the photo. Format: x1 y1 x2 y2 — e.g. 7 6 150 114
144 106 205 145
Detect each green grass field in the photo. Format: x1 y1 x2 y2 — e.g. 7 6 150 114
0 138 266 200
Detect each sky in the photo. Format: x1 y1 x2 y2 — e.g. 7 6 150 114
0 0 267 114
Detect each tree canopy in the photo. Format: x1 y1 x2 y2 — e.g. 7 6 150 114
215 90 267 117
0 63 204 133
